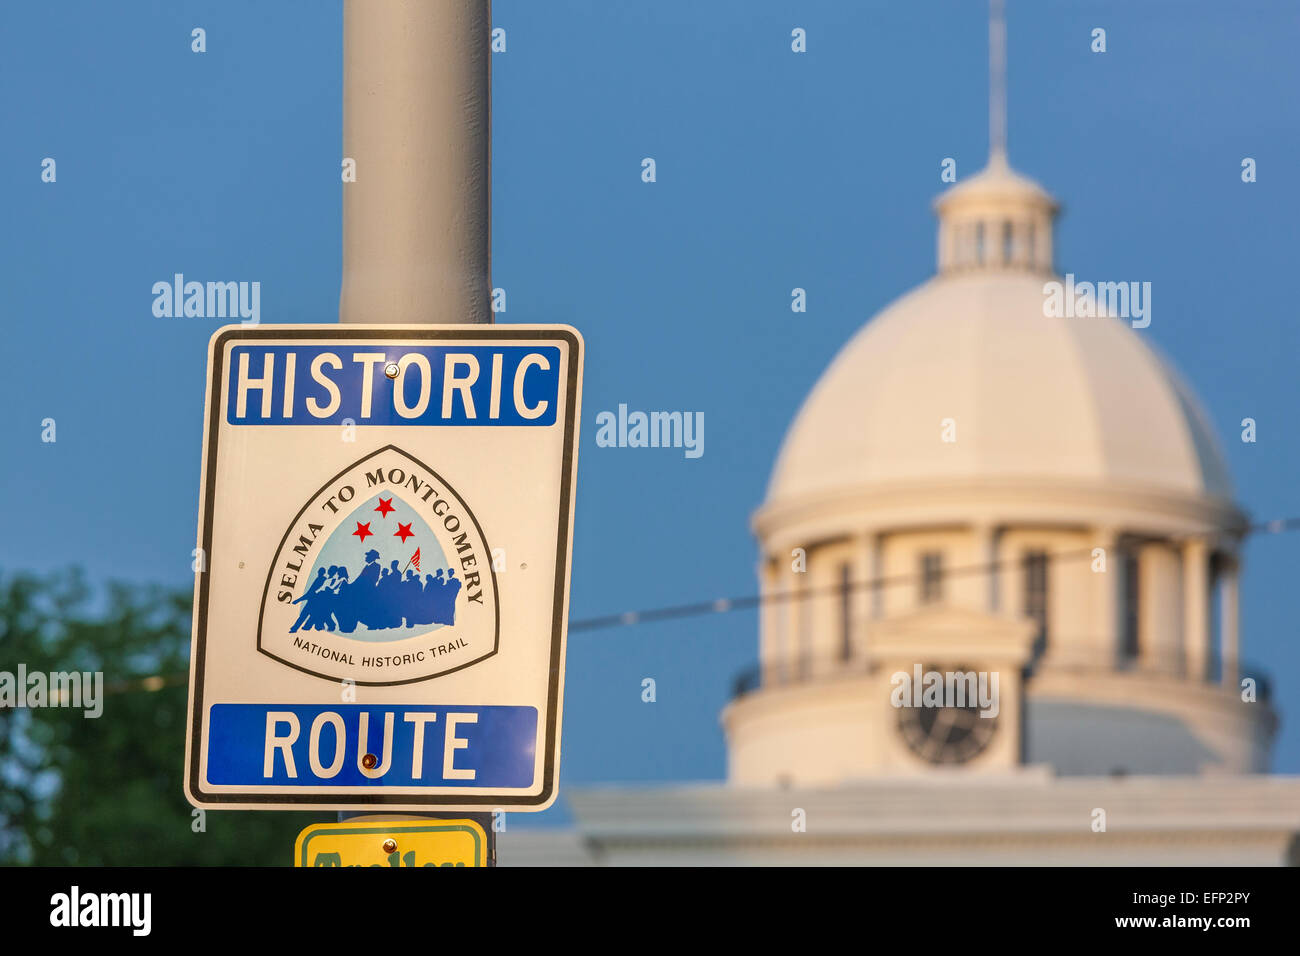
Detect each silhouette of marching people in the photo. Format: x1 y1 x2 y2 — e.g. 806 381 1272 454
290 548 462 634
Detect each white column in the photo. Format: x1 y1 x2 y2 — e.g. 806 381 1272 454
1182 538 1210 681
777 547 807 682
1219 555 1240 688
1027 213 1047 271
973 523 999 612
777 555 797 686
1012 220 1029 268
869 532 884 619
1138 542 1183 673
1089 528 1119 670
852 531 874 662
793 557 810 679
340 0 491 325
758 557 778 684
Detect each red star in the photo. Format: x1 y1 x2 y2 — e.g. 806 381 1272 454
394 522 414 543
353 522 373 542
374 497 395 518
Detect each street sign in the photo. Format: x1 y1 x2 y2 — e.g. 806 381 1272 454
294 819 489 867
184 324 582 810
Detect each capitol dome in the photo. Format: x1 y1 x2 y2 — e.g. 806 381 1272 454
766 269 1234 508
724 149 1274 786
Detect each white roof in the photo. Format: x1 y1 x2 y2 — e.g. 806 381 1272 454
933 149 1057 213
767 271 1233 506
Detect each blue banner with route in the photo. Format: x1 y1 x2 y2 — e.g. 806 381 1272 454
205 703 538 788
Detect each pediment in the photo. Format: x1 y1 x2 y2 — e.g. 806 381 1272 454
868 605 1036 665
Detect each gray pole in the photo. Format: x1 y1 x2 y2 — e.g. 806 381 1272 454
335 0 496 864
340 0 492 325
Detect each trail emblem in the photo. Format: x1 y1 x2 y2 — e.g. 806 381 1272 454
257 445 499 684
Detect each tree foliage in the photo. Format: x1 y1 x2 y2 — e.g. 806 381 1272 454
0 571 317 865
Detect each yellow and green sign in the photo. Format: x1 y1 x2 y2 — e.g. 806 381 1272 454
294 819 488 867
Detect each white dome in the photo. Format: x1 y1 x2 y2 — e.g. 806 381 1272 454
767 271 1234 506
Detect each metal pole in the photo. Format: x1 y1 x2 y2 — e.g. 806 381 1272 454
335 0 496 864
340 0 492 325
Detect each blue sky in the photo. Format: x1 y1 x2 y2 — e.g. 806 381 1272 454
2 0 1298 819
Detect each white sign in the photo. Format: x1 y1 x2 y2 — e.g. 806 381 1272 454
183 324 582 811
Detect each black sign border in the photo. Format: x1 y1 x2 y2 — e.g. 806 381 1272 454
186 325 581 810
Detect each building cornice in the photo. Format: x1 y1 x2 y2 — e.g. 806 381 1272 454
565 776 1300 839
753 476 1248 554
